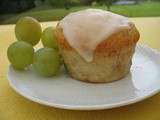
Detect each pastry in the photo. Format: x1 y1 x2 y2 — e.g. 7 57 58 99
55 9 140 83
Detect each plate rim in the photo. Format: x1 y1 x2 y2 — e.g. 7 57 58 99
7 44 160 110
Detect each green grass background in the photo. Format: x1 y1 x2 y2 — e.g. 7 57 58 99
1 1 160 24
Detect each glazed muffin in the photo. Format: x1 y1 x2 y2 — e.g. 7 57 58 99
55 9 140 83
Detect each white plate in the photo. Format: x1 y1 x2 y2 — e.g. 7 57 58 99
7 45 160 110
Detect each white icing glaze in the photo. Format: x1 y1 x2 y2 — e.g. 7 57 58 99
59 9 132 62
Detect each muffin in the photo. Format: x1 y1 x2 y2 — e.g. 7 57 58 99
55 9 140 83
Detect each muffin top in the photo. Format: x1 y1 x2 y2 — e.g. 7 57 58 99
59 9 133 62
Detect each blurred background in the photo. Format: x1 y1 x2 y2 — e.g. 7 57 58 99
0 0 160 24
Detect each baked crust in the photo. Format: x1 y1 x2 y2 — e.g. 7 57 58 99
55 23 140 83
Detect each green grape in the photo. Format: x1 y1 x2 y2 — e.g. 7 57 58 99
41 27 58 50
33 48 61 77
7 41 34 70
15 17 42 46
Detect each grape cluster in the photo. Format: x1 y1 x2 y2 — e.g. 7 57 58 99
7 17 61 77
